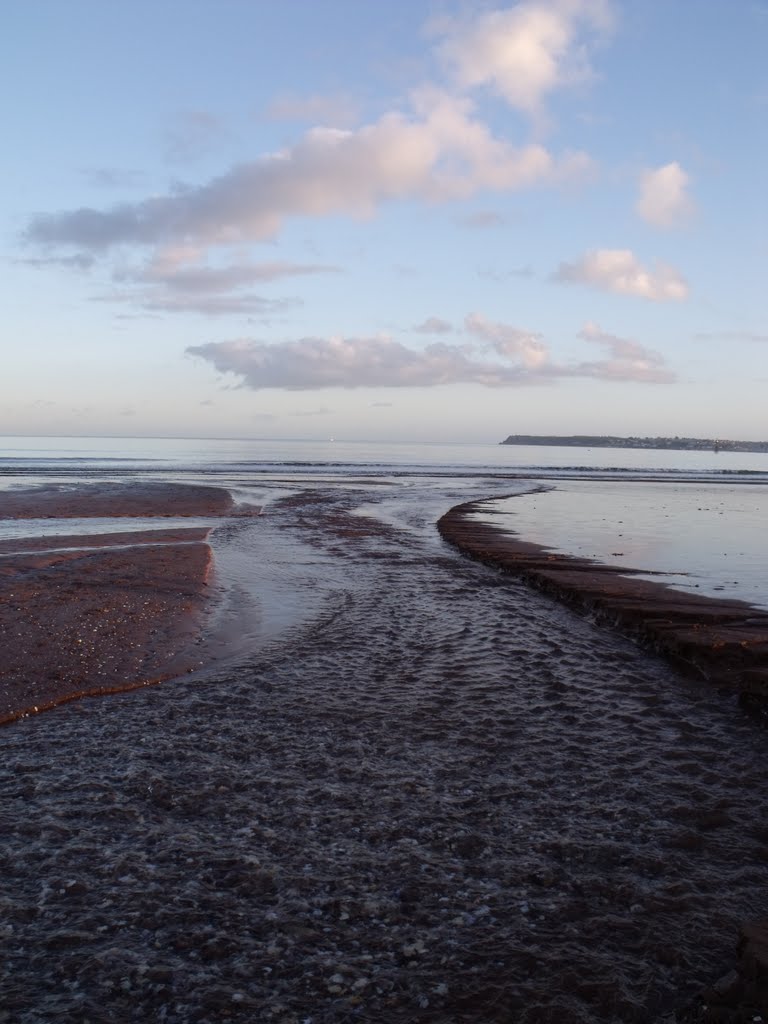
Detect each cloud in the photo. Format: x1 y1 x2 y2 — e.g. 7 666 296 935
465 311 549 368
636 161 694 227
117 251 339 292
25 92 592 253
266 93 360 128
96 290 297 317
187 335 531 389
17 253 95 270
165 110 227 162
188 313 673 389
82 168 145 189
459 209 506 228
414 316 454 334
100 250 338 315
294 407 333 417
553 248 688 300
694 330 768 343
435 0 614 116
577 321 674 381
478 265 534 281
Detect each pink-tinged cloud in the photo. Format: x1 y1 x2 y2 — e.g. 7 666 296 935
188 336 533 389
465 311 549 369
25 94 592 252
436 0 614 116
554 248 689 301
636 161 694 228
577 321 675 382
188 315 674 389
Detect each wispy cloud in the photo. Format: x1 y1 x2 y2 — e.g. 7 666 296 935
164 110 228 163
100 250 339 315
81 168 145 189
694 330 768 343
414 316 454 334
478 266 534 281
636 161 694 228
17 253 95 270
553 248 688 300
97 290 298 317
266 92 360 128
458 209 506 229
577 321 674 382
116 251 339 292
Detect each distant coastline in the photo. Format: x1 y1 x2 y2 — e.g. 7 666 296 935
500 434 768 453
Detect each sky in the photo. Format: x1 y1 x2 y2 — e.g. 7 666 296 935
2 0 767 443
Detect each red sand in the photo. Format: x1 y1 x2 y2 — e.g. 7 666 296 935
438 498 768 709
0 483 239 724
0 480 235 519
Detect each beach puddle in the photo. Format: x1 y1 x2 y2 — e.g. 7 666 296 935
474 481 768 609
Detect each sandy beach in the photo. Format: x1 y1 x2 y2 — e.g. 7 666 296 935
2 481 768 1022
0 482 246 723
0 481 236 519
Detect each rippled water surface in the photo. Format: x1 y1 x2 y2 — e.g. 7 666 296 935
2 475 768 1022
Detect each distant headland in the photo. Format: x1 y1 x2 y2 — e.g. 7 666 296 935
500 434 768 453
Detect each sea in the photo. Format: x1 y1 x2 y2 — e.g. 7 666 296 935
1 433 767 611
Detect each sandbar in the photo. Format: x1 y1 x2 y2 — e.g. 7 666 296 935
0 482 244 723
439 497 768 710
0 480 236 519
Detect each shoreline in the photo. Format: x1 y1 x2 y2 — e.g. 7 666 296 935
3 479 768 1019
438 498 768 712
5 477 768 723
0 482 250 724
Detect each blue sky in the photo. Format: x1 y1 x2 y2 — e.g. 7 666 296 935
3 0 766 442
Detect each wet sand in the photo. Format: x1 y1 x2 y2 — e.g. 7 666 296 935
0 480 235 519
0 483 238 723
439 497 768 712
2 483 768 1022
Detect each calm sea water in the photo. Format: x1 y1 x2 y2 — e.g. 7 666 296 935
1 434 767 477
1 435 767 609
